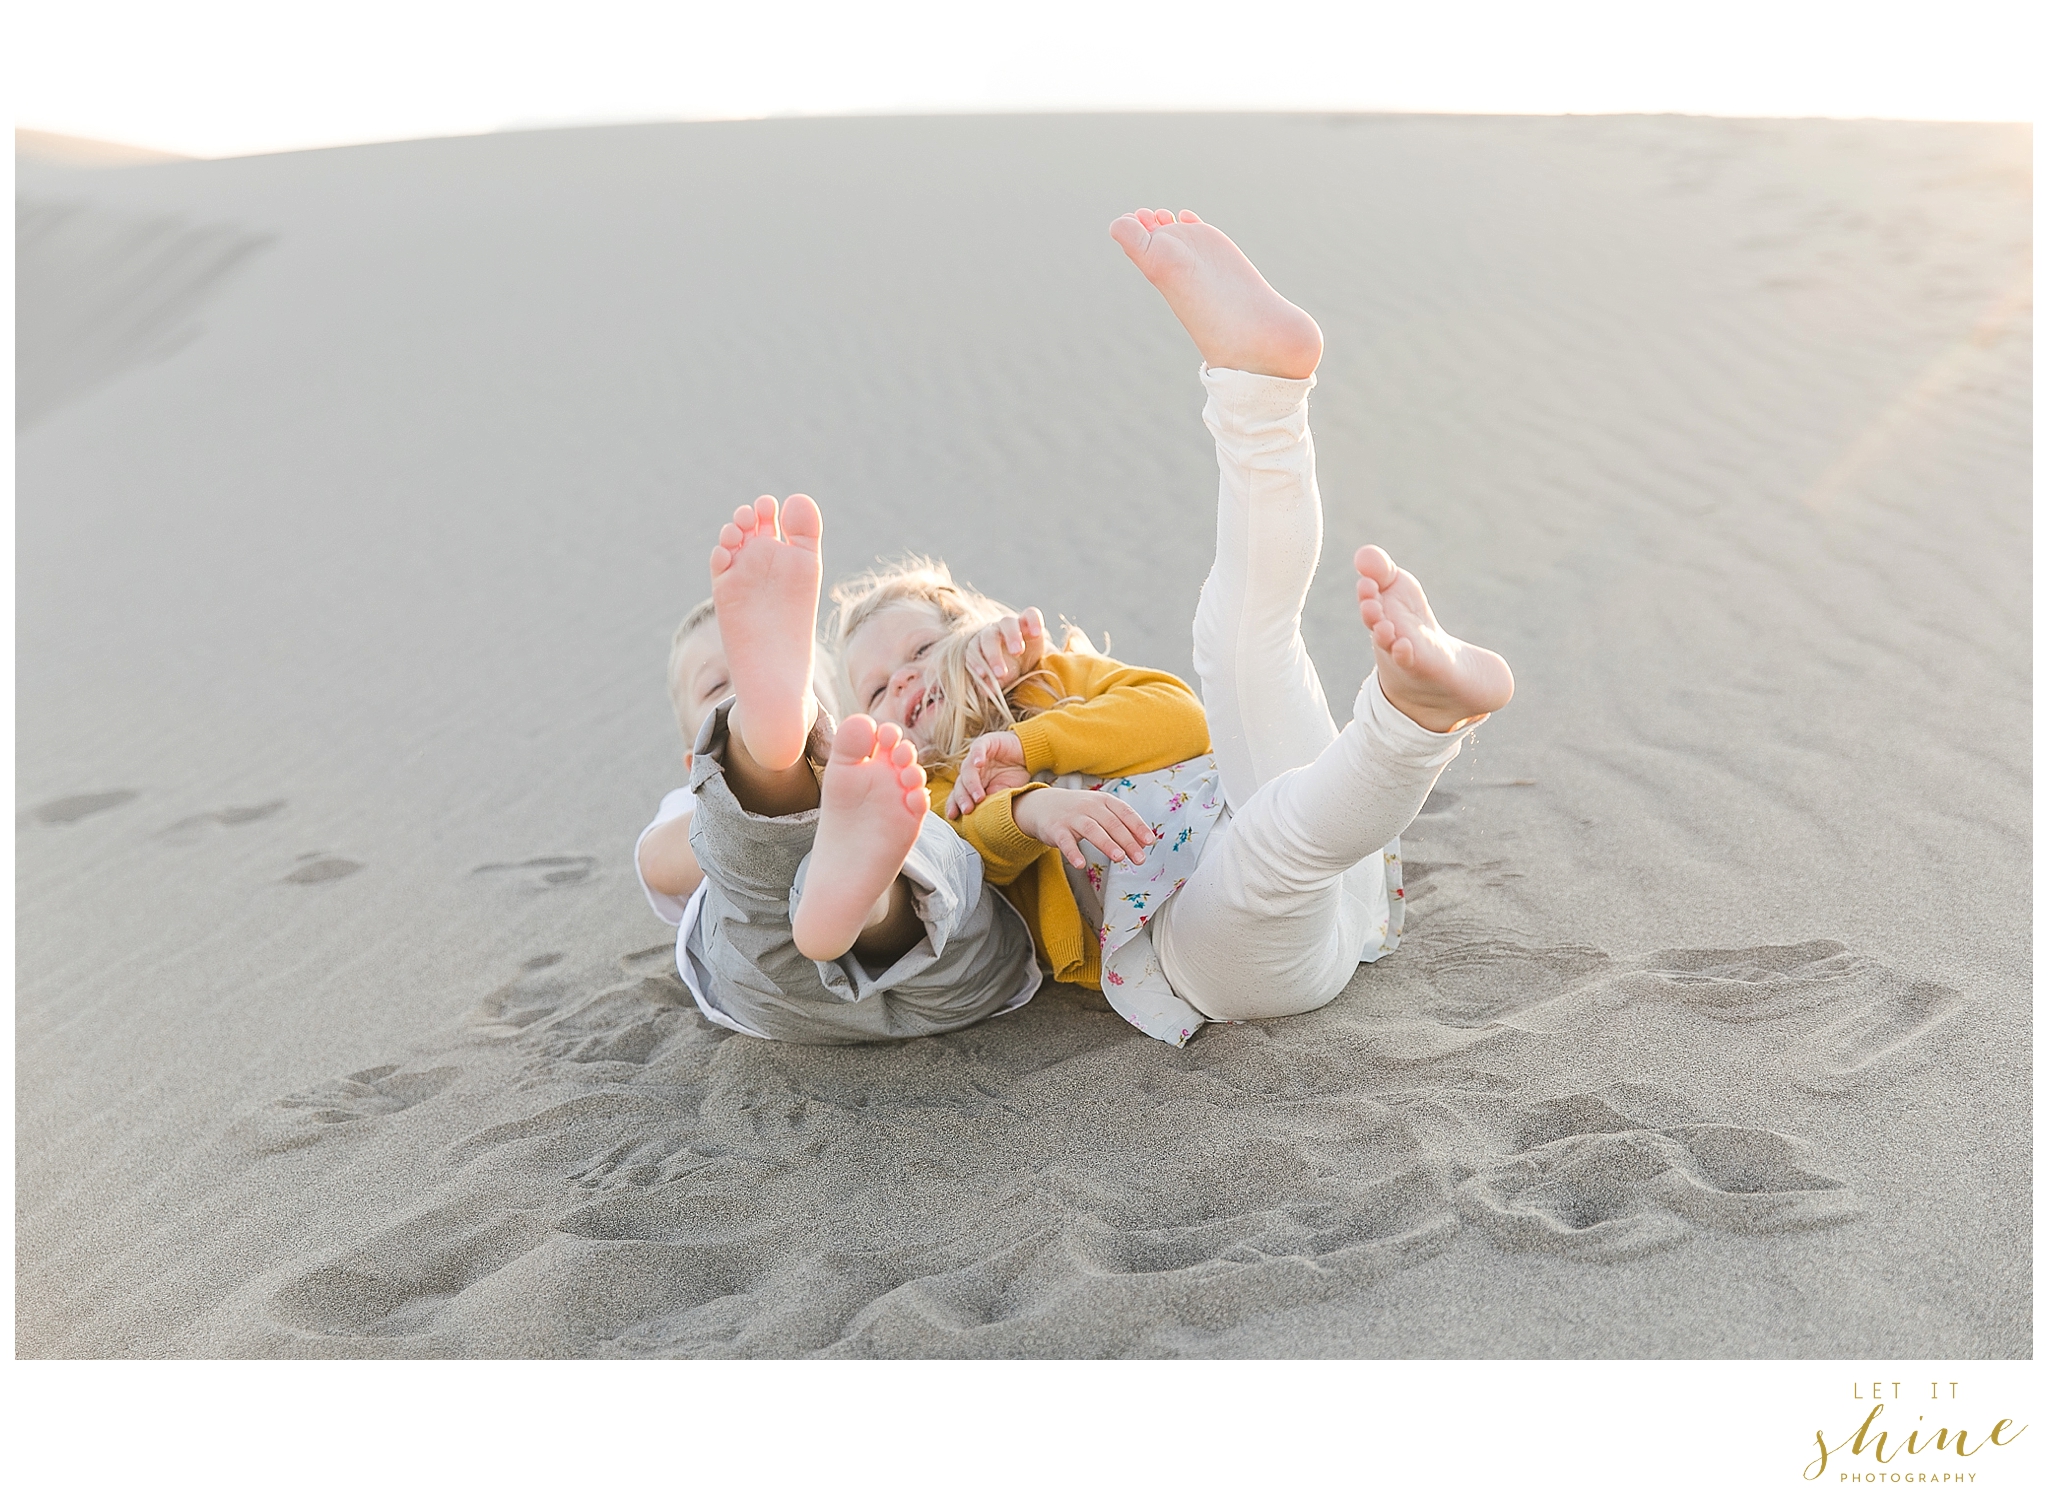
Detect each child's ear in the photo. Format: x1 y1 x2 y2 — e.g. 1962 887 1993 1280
683 751 695 772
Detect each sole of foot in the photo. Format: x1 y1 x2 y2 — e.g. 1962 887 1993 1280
708 493 823 770
1355 545 1515 734
1109 208 1323 380
792 715 930 962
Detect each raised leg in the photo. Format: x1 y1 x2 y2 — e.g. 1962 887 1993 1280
1112 208 1516 1020
709 493 825 815
791 715 932 964
1153 671 1473 1021
1111 207 1342 812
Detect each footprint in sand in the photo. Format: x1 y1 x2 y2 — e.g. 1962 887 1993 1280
467 950 697 1064
231 1064 458 1156
524 976 694 1065
618 944 683 978
266 1191 561 1342
467 954 590 1036
283 852 364 885
1455 1113 1859 1261
230 934 1940 1357
159 798 287 845
21 789 139 828
471 855 598 890
1618 941 1964 1093
1409 939 1614 1029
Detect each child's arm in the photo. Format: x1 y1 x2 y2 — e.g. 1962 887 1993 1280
949 653 1210 813
1012 654 1210 778
636 811 703 901
935 780 1155 879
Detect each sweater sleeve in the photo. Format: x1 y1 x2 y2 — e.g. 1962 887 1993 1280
944 783 1054 884
925 764 1052 883
1008 652 1211 779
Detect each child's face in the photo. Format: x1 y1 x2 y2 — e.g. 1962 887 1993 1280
672 624 732 760
843 601 949 754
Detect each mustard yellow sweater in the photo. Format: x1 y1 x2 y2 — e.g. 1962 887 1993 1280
923 651 1211 989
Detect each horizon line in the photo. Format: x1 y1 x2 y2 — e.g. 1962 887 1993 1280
19 104 2032 166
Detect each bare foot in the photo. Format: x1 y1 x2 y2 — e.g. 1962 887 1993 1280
792 715 930 962
1109 208 1323 379
1354 546 1514 734
708 494 822 770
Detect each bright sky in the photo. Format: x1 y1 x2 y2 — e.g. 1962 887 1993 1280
14 0 2038 160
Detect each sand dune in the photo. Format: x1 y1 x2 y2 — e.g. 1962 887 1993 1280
15 128 190 169
14 114 2030 1357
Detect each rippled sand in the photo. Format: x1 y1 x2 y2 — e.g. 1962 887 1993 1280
15 114 2030 1357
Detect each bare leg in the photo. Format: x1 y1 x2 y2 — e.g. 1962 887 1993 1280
793 716 931 964
1109 208 1323 380
848 870 925 970
709 492 824 801
1109 207 1516 1020
706 492 927 965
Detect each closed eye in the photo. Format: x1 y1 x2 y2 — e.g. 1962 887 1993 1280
871 640 937 711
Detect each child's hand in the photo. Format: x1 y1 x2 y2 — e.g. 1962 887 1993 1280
944 731 1028 817
965 608 1047 695
1011 787 1156 870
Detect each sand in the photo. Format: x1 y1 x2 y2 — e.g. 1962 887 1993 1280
14 113 2030 1357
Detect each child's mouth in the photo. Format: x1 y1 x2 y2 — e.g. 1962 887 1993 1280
907 684 942 732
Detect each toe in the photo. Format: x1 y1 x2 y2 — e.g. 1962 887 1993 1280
1355 545 1398 588
780 492 823 548
832 714 880 761
709 543 734 575
1110 214 1147 252
1178 210 1200 223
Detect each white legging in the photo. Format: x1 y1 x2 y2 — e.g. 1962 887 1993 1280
1151 367 1472 1021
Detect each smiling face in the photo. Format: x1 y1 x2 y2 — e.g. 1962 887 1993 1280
841 600 952 753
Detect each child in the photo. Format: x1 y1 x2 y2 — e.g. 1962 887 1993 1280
632 519 1040 1044
830 564 1206 1038
837 207 1514 1045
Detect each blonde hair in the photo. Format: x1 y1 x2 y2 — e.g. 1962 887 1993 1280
827 555 1010 659
828 555 1094 773
913 630 1082 773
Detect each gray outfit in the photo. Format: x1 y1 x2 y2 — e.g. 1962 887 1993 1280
684 698 1040 1044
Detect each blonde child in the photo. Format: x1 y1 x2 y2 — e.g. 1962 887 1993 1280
633 582 1039 1043
836 207 1514 1044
